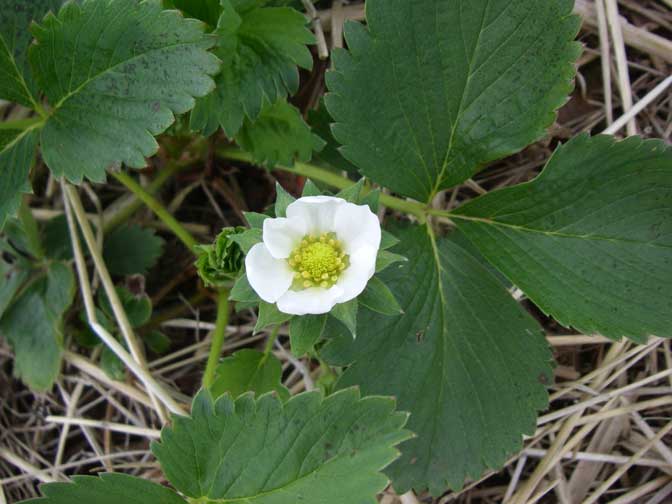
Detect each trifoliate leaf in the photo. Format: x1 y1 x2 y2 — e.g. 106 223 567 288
236 100 324 166
19 472 187 504
358 277 402 316
152 388 412 503
30 0 220 182
289 313 327 356
453 134 672 342
325 0 580 202
195 226 246 287
0 0 62 107
325 225 552 494
0 129 38 231
190 0 314 137
211 349 289 400
0 262 74 390
103 224 164 276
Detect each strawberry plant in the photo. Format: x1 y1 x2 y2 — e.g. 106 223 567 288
1 0 670 501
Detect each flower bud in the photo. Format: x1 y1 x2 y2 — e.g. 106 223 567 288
195 227 245 288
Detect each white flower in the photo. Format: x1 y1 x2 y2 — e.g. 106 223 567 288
245 195 381 315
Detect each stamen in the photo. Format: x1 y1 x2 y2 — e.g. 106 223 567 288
288 233 350 291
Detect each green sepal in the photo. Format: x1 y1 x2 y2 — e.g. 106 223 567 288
289 314 327 356
330 298 358 338
254 301 292 333
359 277 403 316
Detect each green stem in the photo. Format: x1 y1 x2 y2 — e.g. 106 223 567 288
112 170 199 251
262 325 281 360
0 116 44 131
104 161 189 233
202 289 230 389
219 148 427 220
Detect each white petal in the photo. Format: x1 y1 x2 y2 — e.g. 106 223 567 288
335 245 378 303
277 285 344 316
333 202 382 254
286 196 346 235
245 243 293 303
262 216 307 259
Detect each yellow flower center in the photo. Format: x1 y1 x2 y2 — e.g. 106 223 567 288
288 233 349 289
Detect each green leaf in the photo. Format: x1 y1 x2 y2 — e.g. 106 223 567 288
103 224 164 276
0 258 29 320
301 179 323 196
0 129 38 231
243 211 269 229
274 181 295 217
236 100 324 166
230 227 262 254
0 262 75 390
453 134 672 342
30 0 220 183
330 298 357 338
190 0 314 137
230 273 261 303
19 472 187 504
211 349 289 400
325 0 580 202
254 301 292 333
144 330 171 354
335 178 365 203
100 345 127 381
358 277 402 316
99 287 152 328
326 225 552 493
152 388 411 503
289 313 327 356
307 100 359 173
380 230 400 250
376 249 407 273
42 215 75 260
0 0 62 107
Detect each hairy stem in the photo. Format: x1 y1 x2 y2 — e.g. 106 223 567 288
202 289 230 389
218 148 427 220
112 170 199 251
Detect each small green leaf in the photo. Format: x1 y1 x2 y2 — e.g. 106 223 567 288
19 472 187 504
274 181 295 217
376 249 407 273
190 0 314 137
230 227 262 254
380 229 400 250
236 100 324 166
30 0 220 182
103 224 164 276
254 301 292 333
211 348 289 401
335 178 365 203
0 129 38 231
100 345 126 381
301 179 323 197
42 215 75 261
453 134 672 342
230 273 261 303
325 0 580 201
289 314 327 356
360 188 380 213
152 388 411 503
0 261 75 391
144 330 171 354
243 211 269 229
99 287 152 329
330 298 357 338
359 277 402 316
